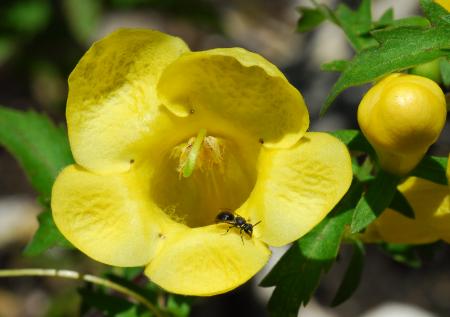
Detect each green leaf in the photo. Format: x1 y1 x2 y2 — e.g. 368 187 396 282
328 130 375 157
115 306 139 317
440 57 450 86
333 0 378 52
420 0 450 27
321 60 349 72
23 210 73 256
374 8 394 28
410 155 448 185
379 243 422 268
320 19 450 115
166 295 192 317
389 190 415 219
387 16 430 29
0 106 74 201
297 7 326 32
79 287 135 316
261 181 362 317
351 171 400 233
331 240 365 306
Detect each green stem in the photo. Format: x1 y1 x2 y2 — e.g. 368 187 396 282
182 128 207 178
0 268 162 317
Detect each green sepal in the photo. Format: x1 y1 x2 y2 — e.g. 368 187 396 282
410 155 448 185
351 171 400 233
388 190 415 219
331 240 365 307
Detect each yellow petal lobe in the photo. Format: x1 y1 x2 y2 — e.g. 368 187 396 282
145 226 270 296
157 48 309 149
52 165 162 266
67 28 190 173
239 132 352 246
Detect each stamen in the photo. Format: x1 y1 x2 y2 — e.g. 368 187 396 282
182 128 207 178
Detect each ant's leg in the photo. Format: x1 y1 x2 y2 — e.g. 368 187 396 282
222 225 234 235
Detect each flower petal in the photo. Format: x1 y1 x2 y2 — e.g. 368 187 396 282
369 177 448 244
145 225 270 296
239 132 352 246
157 48 309 149
52 165 164 266
67 28 190 173
372 209 438 244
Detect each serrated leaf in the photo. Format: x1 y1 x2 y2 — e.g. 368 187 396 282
320 17 450 115
440 57 450 86
0 106 74 201
321 60 349 72
351 171 400 233
297 7 326 32
410 155 448 185
334 0 378 52
328 130 375 157
331 241 365 306
23 210 73 256
261 181 362 317
389 190 415 219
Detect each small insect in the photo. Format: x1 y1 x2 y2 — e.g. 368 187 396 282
215 210 261 243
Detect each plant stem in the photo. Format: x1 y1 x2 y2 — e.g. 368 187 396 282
0 268 163 317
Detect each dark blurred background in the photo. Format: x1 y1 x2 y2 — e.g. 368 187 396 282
0 0 449 316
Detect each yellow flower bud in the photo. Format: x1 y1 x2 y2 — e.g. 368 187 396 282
357 73 446 175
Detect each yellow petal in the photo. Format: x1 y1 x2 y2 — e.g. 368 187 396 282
145 225 270 296
52 165 164 266
373 209 438 244
157 48 309 149
370 177 449 244
239 132 352 246
67 28 190 173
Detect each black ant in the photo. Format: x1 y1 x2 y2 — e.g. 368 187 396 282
215 210 261 243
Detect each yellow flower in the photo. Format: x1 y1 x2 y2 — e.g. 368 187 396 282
357 73 446 175
364 156 450 244
51 29 352 296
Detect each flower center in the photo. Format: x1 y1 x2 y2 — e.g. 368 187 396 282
150 131 258 227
